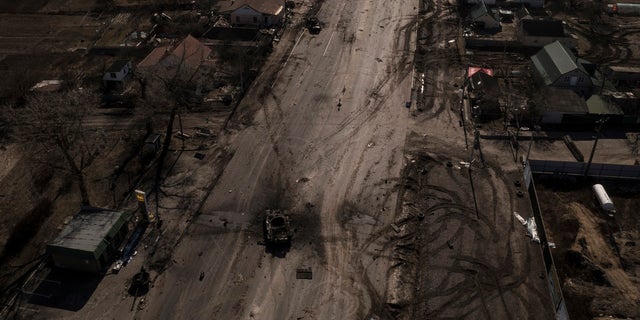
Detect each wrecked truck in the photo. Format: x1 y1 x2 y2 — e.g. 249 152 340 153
263 209 292 245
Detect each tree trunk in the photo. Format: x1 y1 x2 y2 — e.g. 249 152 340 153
77 172 91 206
154 108 176 220
59 145 91 206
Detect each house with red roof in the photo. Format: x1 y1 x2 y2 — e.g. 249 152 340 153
137 35 211 81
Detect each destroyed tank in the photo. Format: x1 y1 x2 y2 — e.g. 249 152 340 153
264 209 292 244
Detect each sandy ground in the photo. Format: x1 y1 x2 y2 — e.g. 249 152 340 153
536 182 640 319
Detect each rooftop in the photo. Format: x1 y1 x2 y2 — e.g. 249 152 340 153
137 35 211 71
537 87 589 113
586 95 624 115
216 0 284 15
48 208 129 257
469 70 498 91
531 41 588 85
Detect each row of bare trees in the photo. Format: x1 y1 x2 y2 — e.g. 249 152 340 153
11 88 101 205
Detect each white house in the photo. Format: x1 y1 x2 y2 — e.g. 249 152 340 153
217 0 285 28
103 60 132 85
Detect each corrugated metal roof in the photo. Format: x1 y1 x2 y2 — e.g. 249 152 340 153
531 41 587 85
48 208 129 258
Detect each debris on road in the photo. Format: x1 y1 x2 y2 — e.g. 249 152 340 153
199 272 205 281
175 131 192 140
390 223 401 233
296 267 312 280
194 152 205 160
514 212 540 243
296 177 310 183
194 127 212 137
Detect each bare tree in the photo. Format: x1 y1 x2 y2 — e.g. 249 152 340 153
136 38 208 221
12 88 102 206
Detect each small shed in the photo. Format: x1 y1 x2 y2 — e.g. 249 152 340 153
103 60 132 85
47 208 130 273
469 1 500 30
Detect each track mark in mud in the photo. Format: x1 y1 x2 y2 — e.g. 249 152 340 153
384 150 549 319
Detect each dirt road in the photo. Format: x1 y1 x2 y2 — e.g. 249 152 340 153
18 0 558 318
136 0 418 318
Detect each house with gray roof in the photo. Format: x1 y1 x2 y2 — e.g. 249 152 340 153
469 1 500 30
47 208 130 273
531 41 593 96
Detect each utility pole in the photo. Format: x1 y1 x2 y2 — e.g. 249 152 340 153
585 117 607 177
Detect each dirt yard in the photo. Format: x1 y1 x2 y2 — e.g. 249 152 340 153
536 178 640 319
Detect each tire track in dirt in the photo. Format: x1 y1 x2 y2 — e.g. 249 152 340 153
385 148 550 319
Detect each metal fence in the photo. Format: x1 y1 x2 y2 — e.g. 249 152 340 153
524 163 570 320
529 159 640 180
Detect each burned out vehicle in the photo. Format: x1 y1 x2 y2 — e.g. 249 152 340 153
263 209 292 245
307 17 321 34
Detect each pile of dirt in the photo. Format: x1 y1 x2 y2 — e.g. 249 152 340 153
537 181 640 319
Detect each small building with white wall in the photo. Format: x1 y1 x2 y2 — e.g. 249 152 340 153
217 0 285 28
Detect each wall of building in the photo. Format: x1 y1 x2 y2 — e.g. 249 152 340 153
50 249 102 273
230 6 283 28
103 61 132 82
550 70 592 96
518 34 576 49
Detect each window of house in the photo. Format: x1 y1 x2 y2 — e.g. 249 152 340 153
236 16 240 22
564 76 570 83
578 77 584 83
253 16 257 23
110 72 117 78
